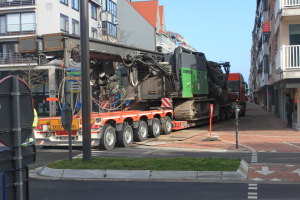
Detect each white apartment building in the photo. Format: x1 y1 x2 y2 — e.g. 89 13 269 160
0 0 117 117
250 0 300 130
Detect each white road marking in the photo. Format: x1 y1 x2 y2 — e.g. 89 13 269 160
248 192 257 195
292 169 300 176
248 196 257 199
286 165 295 167
270 150 277 152
249 187 257 190
283 142 300 150
248 183 258 199
252 178 263 181
249 184 257 186
270 178 281 181
255 166 275 175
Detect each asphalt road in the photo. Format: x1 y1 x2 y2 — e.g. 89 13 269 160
29 179 300 200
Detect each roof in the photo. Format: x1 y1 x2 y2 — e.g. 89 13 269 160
129 0 159 28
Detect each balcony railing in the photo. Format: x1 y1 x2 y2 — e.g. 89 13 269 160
275 45 300 71
0 23 36 36
0 0 35 7
275 0 300 19
0 53 37 66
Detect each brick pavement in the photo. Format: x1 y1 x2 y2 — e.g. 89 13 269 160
157 102 300 153
154 102 300 182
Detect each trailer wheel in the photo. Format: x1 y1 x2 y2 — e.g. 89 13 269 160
117 125 133 148
149 118 161 138
99 125 116 150
133 121 148 142
161 116 172 135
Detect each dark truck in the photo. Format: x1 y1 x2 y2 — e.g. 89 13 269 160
227 73 247 116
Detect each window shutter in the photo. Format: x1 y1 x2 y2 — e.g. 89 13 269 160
7 14 20 32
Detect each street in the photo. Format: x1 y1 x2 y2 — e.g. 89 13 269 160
1 101 296 199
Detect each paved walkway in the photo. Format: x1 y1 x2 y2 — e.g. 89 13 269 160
156 102 300 153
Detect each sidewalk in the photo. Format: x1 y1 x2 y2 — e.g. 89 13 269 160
31 102 300 183
155 102 300 153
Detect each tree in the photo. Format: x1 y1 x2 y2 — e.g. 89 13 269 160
98 23 134 44
14 57 48 91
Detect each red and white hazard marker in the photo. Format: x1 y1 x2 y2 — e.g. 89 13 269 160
162 98 172 108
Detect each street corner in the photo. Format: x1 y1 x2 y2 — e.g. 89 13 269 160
248 164 300 182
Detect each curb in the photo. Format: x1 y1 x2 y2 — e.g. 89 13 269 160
34 160 249 181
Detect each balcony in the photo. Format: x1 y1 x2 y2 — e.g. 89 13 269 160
275 45 300 80
156 34 176 53
0 23 36 36
276 45 300 71
275 0 300 32
0 0 35 8
0 53 37 67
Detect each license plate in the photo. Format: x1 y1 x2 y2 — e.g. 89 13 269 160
50 119 79 130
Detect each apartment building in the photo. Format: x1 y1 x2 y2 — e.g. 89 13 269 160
0 0 113 117
250 0 300 130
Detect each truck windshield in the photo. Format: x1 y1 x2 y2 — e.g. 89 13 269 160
227 81 239 91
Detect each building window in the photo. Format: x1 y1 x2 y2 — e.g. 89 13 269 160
4 12 36 34
91 5 97 20
91 28 97 39
72 19 79 35
102 21 117 38
102 0 117 16
0 16 6 34
289 24 300 45
60 0 68 6
71 0 79 10
60 14 69 32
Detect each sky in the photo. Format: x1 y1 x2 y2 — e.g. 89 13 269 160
131 0 256 84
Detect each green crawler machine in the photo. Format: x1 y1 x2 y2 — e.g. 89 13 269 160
116 47 231 122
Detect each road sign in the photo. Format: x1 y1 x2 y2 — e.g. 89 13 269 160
50 119 79 130
77 102 82 108
0 145 36 172
0 76 34 147
268 91 272 96
2 167 29 200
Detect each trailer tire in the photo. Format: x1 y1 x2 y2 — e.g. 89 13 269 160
161 116 172 135
133 121 148 142
117 124 133 148
149 118 161 138
99 125 116 150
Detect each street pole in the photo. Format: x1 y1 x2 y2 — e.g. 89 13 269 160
12 76 23 200
68 107 72 162
235 107 239 149
80 0 91 161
